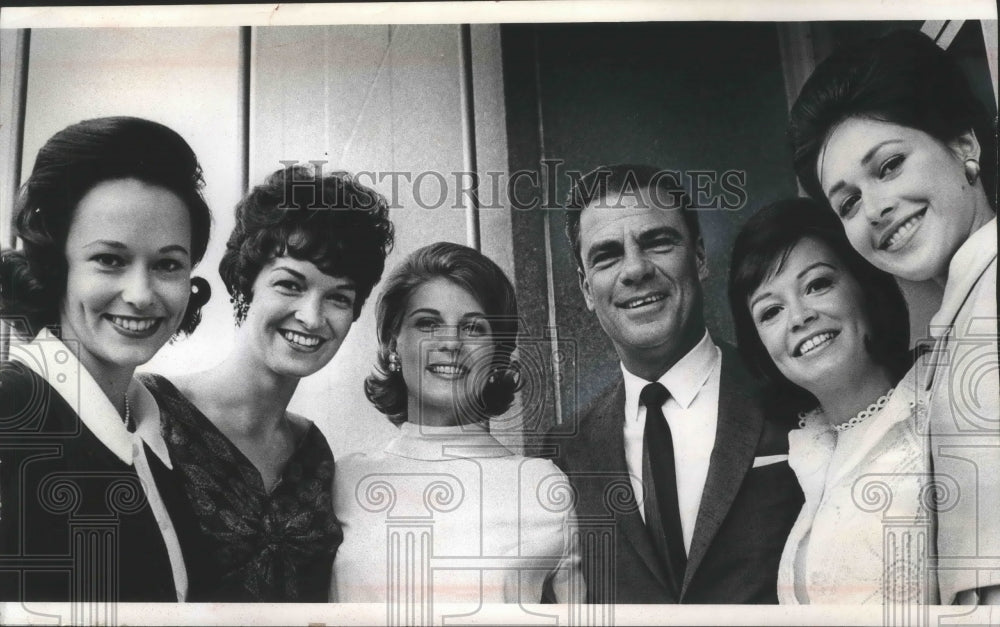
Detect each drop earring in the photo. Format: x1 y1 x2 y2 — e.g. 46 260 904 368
388 351 401 373
230 290 250 325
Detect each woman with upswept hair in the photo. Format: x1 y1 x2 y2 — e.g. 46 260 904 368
0 116 213 601
789 28 998 605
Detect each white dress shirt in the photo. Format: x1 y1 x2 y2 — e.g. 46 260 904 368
621 330 721 554
13 329 188 601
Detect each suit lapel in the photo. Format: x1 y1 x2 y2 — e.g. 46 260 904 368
589 381 671 593
682 355 762 595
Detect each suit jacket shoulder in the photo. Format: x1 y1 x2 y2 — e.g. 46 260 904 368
717 342 795 455
544 379 624 470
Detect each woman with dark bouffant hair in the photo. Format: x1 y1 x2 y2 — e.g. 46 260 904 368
730 198 931 604
0 116 212 602
139 165 394 602
331 242 583 607
789 28 998 605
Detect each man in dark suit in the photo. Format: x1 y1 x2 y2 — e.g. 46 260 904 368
547 164 803 603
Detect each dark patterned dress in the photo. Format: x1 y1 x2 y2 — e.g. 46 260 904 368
140 374 343 602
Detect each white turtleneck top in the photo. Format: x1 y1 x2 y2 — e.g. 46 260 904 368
330 422 583 611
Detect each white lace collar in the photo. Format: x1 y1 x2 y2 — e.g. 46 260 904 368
791 368 921 500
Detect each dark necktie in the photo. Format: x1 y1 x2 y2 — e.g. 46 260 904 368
641 381 687 595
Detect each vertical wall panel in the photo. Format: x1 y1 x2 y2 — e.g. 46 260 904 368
1 29 28 250
469 25 527 450
251 25 484 456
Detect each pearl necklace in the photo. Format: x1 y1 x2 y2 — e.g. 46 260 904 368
798 387 895 432
123 393 132 432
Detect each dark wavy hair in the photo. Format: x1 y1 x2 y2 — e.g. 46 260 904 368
1 116 213 339
219 165 395 323
365 242 521 426
789 29 997 209
728 197 911 417
564 163 701 270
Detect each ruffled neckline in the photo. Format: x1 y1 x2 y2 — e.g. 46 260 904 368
790 369 922 503
384 422 514 461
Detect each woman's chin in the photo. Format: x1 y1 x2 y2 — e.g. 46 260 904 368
99 347 161 373
873 235 951 283
413 390 479 423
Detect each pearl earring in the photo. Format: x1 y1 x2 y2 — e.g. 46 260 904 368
964 158 981 185
388 351 401 373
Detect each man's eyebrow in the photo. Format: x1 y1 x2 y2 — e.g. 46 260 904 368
637 226 683 244
585 239 622 265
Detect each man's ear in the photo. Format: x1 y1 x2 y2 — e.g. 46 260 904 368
948 128 981 162
695 237 709 282
578 268 596 312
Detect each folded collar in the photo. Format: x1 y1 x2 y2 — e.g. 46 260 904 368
930 217 997 337
621 329 719 421
13 329 169 467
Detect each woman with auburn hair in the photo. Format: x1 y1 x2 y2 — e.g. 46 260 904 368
140 165 394 601
789 28 998 605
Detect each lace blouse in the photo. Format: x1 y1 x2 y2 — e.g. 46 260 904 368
777 370 938 604
141 374 343 602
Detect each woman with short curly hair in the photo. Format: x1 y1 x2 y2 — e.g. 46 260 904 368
140 165 394 602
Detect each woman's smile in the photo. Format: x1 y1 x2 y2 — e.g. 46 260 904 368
793 329 839 358
240 257 356 378
818 117 989 283
878 209 926 252
279 328 328 352
104 313 164 338
425 361 470 379
396 277 495 423
60 178 193 374
750 237 877 395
